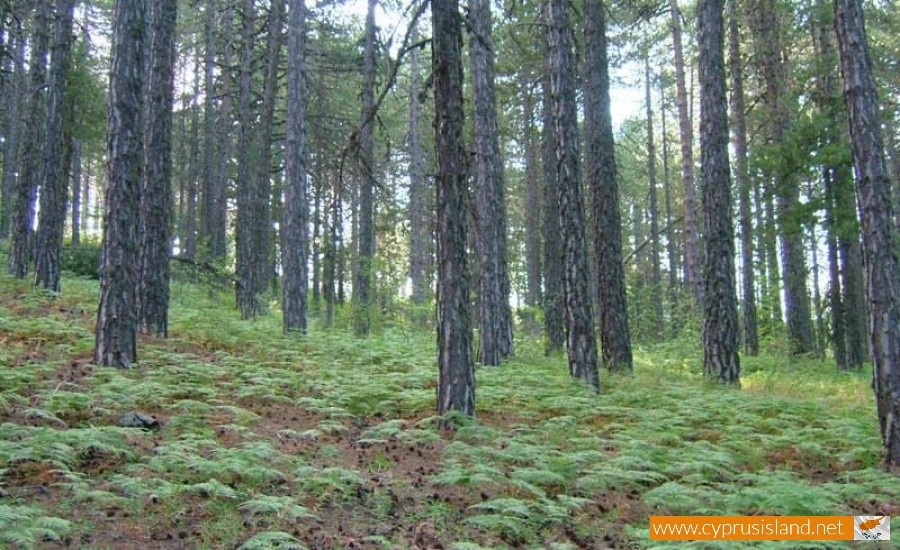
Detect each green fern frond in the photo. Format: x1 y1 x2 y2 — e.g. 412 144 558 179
236 530 307 550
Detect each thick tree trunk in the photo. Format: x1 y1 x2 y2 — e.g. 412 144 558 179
139 0 176 336
34 0 76 293
8 0 51 277
522 77 542 310
470 0 513 364
541 57 565 355
669 0 702 305
548 0 599 390
728 0 759 355
235 0 261 318
1 24 25 241
644 56 664 342
95 0 145 368
354 0 377 336
834 0 900 467
585 0 631 373
283 0 309 334
699 0 741 384
432 0 475 418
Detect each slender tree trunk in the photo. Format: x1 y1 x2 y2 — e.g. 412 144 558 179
353 0 377 336
409 41 430 312
235 0 260 318
699 0 740 384
470 0 513 364
433 0 475 418
585 0 631 373
644 55 664 342
82 156 92 237
834 0 900 468
660 76 680 312
185 52 200 262
522 77 542 310
96 0 145 368
34 0 76 293
201 0 219 258
669 0 702 304
283 0 309 333
8 0 51 277
1 23 25 241
728 0 758 355
312 174 321 307
139 0 176 336
542 57 565 355
825 168 848 369
70 139 82 246
548 0 599 390
810 216 825 356
254 0 284 297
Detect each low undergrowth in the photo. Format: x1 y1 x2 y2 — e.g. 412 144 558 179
0 264 897 549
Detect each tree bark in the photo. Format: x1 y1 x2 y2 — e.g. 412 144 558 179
522 76 542 309
139 0 176 336
699 0 741 384
254 0 284 296
585 0 631 373
433 0 475 418
409 40 431 312
70 139 82 247
669 0 702 305
8 0 51 277
470 0 513 365
644 55 664 342
283 0 309 334
34 0 76 293
0 22 25 241
834 0 900 468
548 0 599 390
354 0 377 336
95 0 145 368
728 0 758 355
201 0 221 259
235 0 261 318
541 52 564 355
660 75 680 312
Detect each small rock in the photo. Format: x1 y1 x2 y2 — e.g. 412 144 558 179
118 411 160 430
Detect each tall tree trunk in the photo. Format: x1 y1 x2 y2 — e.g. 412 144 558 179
756 0 814 353
541 56 565 355
548 0 599 390
283 0 309 333
235 0 260 318
470 0 513 364
522 76 542 310
201 0 220 258
644 55 664 342
34 0 76 292
139 0 176 336
353 0 377 336
432 0 475 418
660 75 680 311
254 0 284 297
699 0 740 384
825 168 848 369
185 51 200 262
70 139 82 246
585 0 631 373
834 0 900 468
728 0 758 355
669 0 702 304
96 0 145 368
8 0 51 277
1 22 25 241
409 41 430 312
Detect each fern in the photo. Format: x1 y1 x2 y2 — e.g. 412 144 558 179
238 495 316 519
237 530 307 550
0 504 72 548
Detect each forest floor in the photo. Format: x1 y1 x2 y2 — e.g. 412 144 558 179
1 262 899 549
